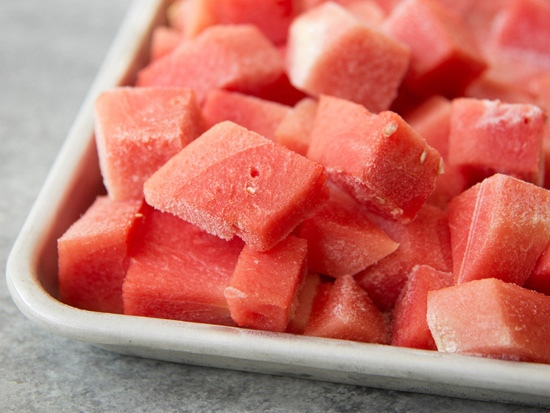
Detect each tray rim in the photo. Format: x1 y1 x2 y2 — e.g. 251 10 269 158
6 0 550 407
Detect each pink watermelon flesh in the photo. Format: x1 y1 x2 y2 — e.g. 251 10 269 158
427 278 550 364
355 203 453 311
302 0 399 16
274 97 318 156
391 265 453 350
202 89 292 140
405 95 452 159
344 1 386 25
94 87 205 201
298 186 398 277
181 0 296 45
58 196 143 314
136 25 284 104
404 95 467 209
493 0 550 59
448 98 545 187
143 121 328 251
525 242 550 295
464 69 535 106
448 173 550 286
286 271 322 335
150 26 184 61
384 0 487 98
165 0 188 32
224 236 307 332
304 274 390 344
122 205 244 326
285 2 410 113
308 94 442 223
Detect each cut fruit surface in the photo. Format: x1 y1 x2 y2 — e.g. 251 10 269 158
123 205 244 326
144 121 328 251
427 278 550 364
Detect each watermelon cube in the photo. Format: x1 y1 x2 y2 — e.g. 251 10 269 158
202 90 292 140
136 25 284 104
166 0 189 32
181 0 296 45
391 265 453 350
286 2 410 113
150 26 184 61
524 243 550 296
492 0 550 59
427 278 550 364
94 87 205 201
344 1 386 25
302 0 399 16
405 95 452 159
122 205 244 326
274 97 318 157
447 98 545 186
355 204 453 311
464 69 535 105
304 275 390 344
308 95 442 223
286 271 322 335
224 236 308 332
448 173 550 286
144 121 328 251
384 0 487 97
58 196 143 314
298 186 398 278
404 96 467 208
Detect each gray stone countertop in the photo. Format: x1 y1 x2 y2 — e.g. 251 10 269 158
0 1 547 411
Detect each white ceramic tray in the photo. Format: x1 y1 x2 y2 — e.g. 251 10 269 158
6 0 550 407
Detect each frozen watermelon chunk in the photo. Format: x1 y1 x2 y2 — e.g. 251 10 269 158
122 205 244 326
448 174 550 286
274 97 318 156
298 186 398 277
427 278 550 364
303 0 398 15
136 25 284 104
525 243 550 296
181 0 296 45
94 87 205 201
405 96 452 159
355 204 452 311
304 275 390 344
224 236 307 332
286 271 322 335
58 196 143 314
492 0 550 59
384 0 487 97
150 26 184 61
166 0 189 32
344 1 386 25
286 2 410 112
308 95 442 223
391 265 453 350
405 96 467 208
448 98 545 186
144 121 328 251
530 74 550 115
202 90 291 140
464 69 535 105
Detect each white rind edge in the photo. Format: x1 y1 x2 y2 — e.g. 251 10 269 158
5 0 550 407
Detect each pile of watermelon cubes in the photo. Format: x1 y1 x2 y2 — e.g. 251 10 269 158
58 0 550 364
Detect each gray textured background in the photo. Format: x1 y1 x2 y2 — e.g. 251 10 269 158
0 1 547 411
